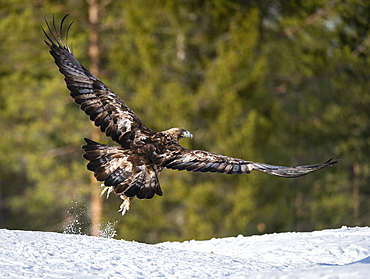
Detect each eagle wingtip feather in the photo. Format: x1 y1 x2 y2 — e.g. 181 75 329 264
325 157 341 166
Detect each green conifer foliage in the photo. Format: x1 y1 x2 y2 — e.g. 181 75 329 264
1 0 369 242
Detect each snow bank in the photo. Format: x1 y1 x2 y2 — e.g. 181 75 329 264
0 227 369 278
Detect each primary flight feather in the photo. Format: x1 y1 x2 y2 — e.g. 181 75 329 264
43 15 340 215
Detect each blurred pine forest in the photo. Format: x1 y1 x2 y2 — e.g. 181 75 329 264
1 0 369 243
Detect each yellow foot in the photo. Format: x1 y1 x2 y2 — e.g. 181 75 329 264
118 195 132 216
99 184 114 199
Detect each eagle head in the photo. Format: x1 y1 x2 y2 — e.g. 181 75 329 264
162 128 193 142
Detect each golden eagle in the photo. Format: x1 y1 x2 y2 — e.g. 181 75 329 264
43 15 339 215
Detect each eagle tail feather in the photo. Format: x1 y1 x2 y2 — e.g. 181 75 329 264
81 138 162 202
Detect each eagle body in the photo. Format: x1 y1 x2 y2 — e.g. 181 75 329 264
43 16 339 215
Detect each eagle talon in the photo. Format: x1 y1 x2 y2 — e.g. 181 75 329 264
100 185 114 199
118 195 132 216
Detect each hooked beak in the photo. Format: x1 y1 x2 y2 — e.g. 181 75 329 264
183 131 193 139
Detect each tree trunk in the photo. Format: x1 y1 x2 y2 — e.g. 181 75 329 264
87 0 102 237
353 163 360 226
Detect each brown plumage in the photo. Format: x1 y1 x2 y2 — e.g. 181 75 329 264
43 15 340 215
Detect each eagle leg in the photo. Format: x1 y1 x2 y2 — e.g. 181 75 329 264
118 195 133 216
99 184 114 199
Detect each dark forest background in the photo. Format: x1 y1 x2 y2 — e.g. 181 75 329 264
1 0 369 243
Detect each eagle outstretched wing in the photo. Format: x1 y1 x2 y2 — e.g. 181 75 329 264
154 146 340 178
43 15 155 148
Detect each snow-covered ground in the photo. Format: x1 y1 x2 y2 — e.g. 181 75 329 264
0 226 369 278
